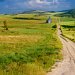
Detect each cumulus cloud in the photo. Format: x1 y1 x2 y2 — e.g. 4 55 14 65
27 0 60 9
29 0 49 4
26 0 70 10
28 0 59 6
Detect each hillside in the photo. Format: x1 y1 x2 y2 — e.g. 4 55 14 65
21 10 57 15
21 10 47 14
55 9 75 18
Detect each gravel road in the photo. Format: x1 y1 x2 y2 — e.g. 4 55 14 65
47 25 75 75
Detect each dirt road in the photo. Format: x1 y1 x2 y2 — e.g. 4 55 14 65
47 25 75 75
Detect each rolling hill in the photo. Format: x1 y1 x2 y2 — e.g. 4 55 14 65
55 9 75 18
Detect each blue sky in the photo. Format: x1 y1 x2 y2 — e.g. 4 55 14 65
0 0 75 14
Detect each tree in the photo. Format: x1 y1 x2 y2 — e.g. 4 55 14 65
3 21 8 30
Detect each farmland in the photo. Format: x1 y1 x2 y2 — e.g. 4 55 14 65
0 13 62 75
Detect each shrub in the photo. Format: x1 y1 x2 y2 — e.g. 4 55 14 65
52 25 57 28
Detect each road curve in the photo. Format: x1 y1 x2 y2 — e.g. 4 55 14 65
47 25 75 75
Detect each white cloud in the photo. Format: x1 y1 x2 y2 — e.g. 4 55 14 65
28 0 59 5
29 0 48 4
26 0 71 10
27 0 60 9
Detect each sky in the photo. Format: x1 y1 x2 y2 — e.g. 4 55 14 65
0 0 75 14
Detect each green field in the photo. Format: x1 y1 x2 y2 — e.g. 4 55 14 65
0 13 62 75
60 17 75 42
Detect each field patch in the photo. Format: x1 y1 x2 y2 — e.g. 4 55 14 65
61 18 75 42
0 35 44 43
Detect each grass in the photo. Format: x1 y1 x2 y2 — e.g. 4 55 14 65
0 13 62 75
60 17 75 42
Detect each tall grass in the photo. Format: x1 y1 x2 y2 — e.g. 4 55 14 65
0 14 62 75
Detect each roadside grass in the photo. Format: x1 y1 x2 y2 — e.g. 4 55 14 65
60 17 75 42
0 14 62 75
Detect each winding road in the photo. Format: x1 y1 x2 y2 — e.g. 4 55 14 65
47 25 75 75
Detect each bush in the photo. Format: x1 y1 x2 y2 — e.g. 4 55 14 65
52 25 57 28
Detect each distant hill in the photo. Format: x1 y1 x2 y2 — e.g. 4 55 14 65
59 9 70 12
21 10 56 14
55 9 75 18
21 10 47 14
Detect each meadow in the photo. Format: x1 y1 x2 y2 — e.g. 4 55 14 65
0 13 62 75
60 17 75 42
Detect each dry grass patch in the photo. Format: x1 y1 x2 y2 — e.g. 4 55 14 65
0 35 44 43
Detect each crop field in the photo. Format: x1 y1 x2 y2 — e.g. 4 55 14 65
0 13 62 75
60 17 75 42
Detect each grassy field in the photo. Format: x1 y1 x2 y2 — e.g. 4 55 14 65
0 13 62 75
60 17 75 42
